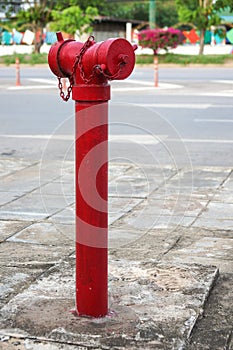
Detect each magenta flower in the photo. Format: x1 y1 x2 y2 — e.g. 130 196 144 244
138 28 183 54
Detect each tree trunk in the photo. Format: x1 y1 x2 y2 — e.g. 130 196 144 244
34 28 44 54
199 28 205 55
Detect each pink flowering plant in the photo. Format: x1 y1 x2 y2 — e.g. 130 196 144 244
138 28 184 55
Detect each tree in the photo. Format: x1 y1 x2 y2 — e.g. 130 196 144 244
138 27 184 54
156 1 179 28
138 27 183 86
16 0 57 53
51 5 98 37
2 0 99 53
214 0 233 12
100 1 178 28
2 0 57 53
175 0 233 54
54 0 106 10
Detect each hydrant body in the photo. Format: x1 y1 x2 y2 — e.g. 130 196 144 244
48 32 136 317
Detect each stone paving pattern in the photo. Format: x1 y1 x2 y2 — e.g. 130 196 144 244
0 158 232 349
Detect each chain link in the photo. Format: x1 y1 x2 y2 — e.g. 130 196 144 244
58 35 124 101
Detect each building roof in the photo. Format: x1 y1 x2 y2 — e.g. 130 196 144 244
94 16 145 26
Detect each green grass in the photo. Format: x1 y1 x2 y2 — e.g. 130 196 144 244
0 53 48 65
136 53 233 65
0 52 233 66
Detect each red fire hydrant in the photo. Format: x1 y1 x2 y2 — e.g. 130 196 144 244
48 32 137 318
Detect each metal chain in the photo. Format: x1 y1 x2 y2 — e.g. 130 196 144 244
58 77 72 102
58 35 124 101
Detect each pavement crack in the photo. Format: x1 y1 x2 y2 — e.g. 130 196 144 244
162 235 183 256
225 329 233 350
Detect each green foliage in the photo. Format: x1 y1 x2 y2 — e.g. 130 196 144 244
16 1 55 30
156 2 179 28
99 1 147 20
54 0 106 11
0 53 48 65
175 0 219 30
51 5 98 36
1 52 233 66
214 0 233 12
176 0 233 30
101 1 178 27
175 0 233 54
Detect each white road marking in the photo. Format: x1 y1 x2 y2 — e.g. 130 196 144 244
113 82 183 91
135 103 211 109
200 90 233 97
8 85 56 90
6 78 183 91
0 134 167 145
7 78 58 90
212 80 233 85
124 79 155 86
28 78 57 85
0 134 73 140
194 118 233 123
112 87 156 92
1 134 233 145
168 138 233 144
110 134 167 144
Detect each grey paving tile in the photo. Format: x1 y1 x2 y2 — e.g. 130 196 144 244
0 159 33 178
48 205 75 224
0 258 218 350
192 202 233 230
109 197 143 224
193 217 233 230
7 222 75 246
0 193 73 221
110 230 180 258
0 265 45 308
0 220 31 242
0 241 74 266
108 162 132 181
0 192 21 206
38 181 74 197
163 236 233 273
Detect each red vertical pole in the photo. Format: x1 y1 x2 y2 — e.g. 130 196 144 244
75 101 108 317
15 57 21 86
154 55 158 87
62 78 67 90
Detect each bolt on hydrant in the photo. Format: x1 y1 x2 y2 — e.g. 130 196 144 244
48 32 137 318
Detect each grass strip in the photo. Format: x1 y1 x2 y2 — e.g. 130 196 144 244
0 52 233 66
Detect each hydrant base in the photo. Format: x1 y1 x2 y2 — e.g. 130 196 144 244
72 84 110 102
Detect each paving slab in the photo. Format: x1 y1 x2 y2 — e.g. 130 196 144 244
0 192 22 207
0 159 33 178
0 241 74 266
162 236 233 273
0 193 74 221
6 222 75 246
188 273 233 350
115 204 195 231
0 160 232 349
109 165 177 199
0 258 218 350
110 229 180 259
0 265 45 308
0 220 31 242
192 201 233 230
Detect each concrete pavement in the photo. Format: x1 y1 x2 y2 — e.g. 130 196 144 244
0 156 232 349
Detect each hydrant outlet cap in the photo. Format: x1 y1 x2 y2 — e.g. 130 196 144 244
84 38 136 80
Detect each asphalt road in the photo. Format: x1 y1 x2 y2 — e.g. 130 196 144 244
0 65 232 168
